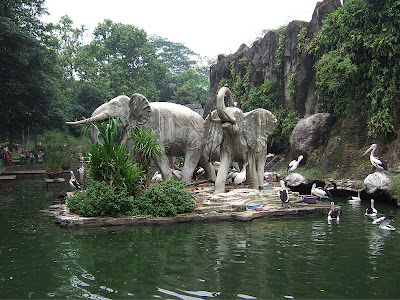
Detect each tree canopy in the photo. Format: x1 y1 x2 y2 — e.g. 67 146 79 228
0 1 210 142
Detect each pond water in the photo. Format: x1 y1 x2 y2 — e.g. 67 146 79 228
1 178 400 299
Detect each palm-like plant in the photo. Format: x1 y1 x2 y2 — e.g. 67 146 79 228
87 117 144 196
130 127 163 186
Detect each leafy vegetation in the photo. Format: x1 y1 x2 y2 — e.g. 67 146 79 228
67 178 135 217
87 118 144 197
130 128 163 186
134 179 195 218
307 0 400 138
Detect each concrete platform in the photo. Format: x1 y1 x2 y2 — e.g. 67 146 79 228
40 184 337 228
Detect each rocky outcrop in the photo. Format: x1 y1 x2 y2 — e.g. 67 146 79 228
364 172 391 194
289 113 334 158
204 0 342 117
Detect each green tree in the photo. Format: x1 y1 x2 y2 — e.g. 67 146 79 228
0 0 65 140
75 20 167 100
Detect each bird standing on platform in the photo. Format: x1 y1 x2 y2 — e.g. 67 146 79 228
278 180 289 207
363 144 387 170
288 155 303 172
373 215 396 231
69 170 82 190
234 163 248 186
365 199 378 217
311 183 332 201
328 201 340 222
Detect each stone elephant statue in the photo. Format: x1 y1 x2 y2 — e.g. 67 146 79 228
207 86 277 193
66 93 214 183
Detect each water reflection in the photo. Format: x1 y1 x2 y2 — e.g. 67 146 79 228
1 179 400 298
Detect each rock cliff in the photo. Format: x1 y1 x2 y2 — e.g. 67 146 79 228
204 0 342 117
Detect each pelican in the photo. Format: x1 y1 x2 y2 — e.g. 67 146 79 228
311 183 332 201
172 169 182 180
69 170 82 190
373 216 396 231
347 189 362 204
363 144 387 170
328 201 340 222
151 171 163 182
365 199 378 217
288 155 303 172
278 180 289 207
234 163 248 186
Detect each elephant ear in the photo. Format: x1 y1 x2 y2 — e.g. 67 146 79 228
128 93 152 127
243 109 278 153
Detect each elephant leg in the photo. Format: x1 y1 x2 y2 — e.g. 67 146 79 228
256 151 267 186
215 153 232 193
154 151 172 181
247 154 260 190
181 150 201 183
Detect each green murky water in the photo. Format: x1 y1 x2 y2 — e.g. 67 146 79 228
0 178 399 299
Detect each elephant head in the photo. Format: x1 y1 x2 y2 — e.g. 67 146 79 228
210 86 277 193
66 93 207 183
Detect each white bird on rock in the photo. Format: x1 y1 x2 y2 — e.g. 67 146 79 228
278 180 290 207
328 201 340 222
363 143 387 170
69 170 82 190
365 199 378 217
234 163 248 186
151 171 163 182
373 215 396 231
288 155 303 172
311 183 332 201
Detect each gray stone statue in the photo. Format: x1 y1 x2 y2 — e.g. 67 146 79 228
66 93 214 183
206 86 277 193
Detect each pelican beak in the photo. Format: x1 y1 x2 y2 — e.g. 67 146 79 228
363 146 373 156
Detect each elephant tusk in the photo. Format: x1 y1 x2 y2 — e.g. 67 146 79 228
210 116 222 124
65 113 109 126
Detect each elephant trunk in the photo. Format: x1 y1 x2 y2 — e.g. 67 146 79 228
216 86 236 124
65 112 109 126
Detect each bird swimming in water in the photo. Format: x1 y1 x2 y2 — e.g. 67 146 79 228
288 155 303 172
278 180 289 207
365 199 378 217
373 215 396 231
328 201 340 222
311 183 332 201
363 143 387 170
69 170 82 190
347 189 362 204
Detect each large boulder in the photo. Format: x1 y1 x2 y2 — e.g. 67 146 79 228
364 172 390 194
285 173 307 187
289 113 334 157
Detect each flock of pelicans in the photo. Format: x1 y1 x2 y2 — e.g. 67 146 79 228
280 143 395 230
67 143 395 230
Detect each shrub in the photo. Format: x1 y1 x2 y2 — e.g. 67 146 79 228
134 179 195 217
67 179 135 217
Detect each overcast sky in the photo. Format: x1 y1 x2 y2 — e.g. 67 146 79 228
41 0 321 59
